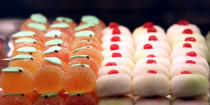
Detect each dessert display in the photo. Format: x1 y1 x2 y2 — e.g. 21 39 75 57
96 22 134 97
168 20 209 98
0 13 209 105
0 13 101 105
133 22 170 97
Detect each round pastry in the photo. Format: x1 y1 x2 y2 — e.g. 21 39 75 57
102 50 133 60
52 16 77 29
134 33 167 47
134 48 169 61
101 58 135 69
103 23 132 36
102 35 133 44
171 64 209 79
133 64 170 78
102 42 135 55
135 57 171 69
133 22 165 40
170 32 206 46
98 65 132 77
136 41 170 54
96 73 131 97
172 42 208 55
22 13 49 29
170 48 206 60
171 74 208 97
172 56 209 70
80 15 106 30
133 73 170 97
167 20 201 39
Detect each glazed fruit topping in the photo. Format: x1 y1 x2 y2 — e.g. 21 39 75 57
143 21 154 28
147 54 156 58
112 28 121 35
143 44 153 49
147 27 157 33
105 62 117 66
109 22 119 28
108 70 119 75
110 44 120 50
185 60 196 64
111 36 121 42
178 20 189 25
186 51 197 57
183 29 193 34
147 70 157 74
181 71 192 74
112 52 122 57
146 59 157 64
185 37 196 42
183 43 192 48
148 35 158 41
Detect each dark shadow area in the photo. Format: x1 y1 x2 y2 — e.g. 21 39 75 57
0 0 209 34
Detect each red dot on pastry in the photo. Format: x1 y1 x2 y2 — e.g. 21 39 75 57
112 52 122 57
108 70 119 75
181 71 192 74
111 36 121 42
185 37 196 42
146 59 157 64
183 29 193 34
185 60 196 64
147 70 157 74
147 54 156 58
183 43 192 48
105 62 117 66
147 27 157 33
143 21 154 28
112 28 121 35
143 44 153 49
109 22 119 28
110 44 119 50
148 35 158 41
186 51 197 57
177 20 189 25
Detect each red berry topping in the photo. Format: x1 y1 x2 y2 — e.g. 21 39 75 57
147 27 157 33
111 36 121 42
148 35 158 41
143 22 154 28
105 62 117 66
186 51 197 57
181 71 192 74
147 54 156 58
183 29 193 34
143 44 153 49
147 70 157 74
110 44 119 50
108 70 119 75
185 37 196 42
112 28 121 35
109 22 119 28
177 20 189 25
185 60 196 64
146 59 157 64
112 52 122 57
183 43 192 48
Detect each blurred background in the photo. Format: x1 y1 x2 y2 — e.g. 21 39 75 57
0 0 209 34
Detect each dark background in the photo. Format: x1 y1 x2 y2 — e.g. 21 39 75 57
0 0 209 34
